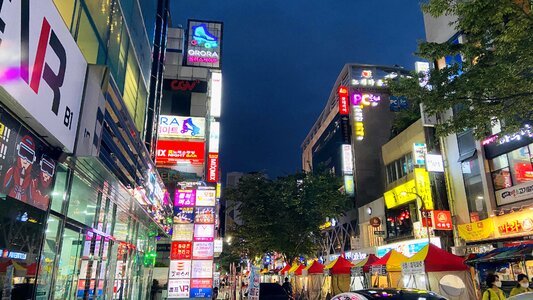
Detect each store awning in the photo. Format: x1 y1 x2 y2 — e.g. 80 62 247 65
279 264 291 274
404 244 469 272
466 244 533 265
305 260 325 274
369 249 408 272
352 254 379 273
325 256 354 275
293 264 306 276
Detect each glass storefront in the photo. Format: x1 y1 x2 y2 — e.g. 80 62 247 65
489 144 533 191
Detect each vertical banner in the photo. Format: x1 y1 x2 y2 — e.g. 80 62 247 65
248 266 260 300
207 153 219 183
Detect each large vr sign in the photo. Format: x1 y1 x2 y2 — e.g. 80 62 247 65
0 0 87 152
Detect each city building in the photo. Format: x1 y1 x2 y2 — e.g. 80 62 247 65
302 63 409 260
0 0 172 299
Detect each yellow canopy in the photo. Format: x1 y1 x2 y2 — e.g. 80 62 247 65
352 256 369 268
260 268 270 274
324 258 337 269
384 250 408 272
288 263 300 273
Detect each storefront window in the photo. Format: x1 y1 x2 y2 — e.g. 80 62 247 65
491 168 512 190
67 174 97 227
82 0 111 44
386 203 416 239
50 165 69 213
508 146 533 185
53 227 83 299
36 216 63 300
53 0 78 30
76 8 107 64
462 155 488 220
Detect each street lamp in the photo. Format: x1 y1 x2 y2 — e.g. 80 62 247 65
400 191 431 245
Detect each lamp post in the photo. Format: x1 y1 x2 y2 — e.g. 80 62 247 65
400 191 431 245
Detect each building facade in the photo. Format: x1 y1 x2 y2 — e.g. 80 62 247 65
0 0 173 299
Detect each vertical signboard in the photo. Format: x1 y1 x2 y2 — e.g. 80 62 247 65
338 86 349 115
207 153 219 183
413 143 427 166
184 20 223 69
209 121 220 153
168 279 190 298
341 144 353 174
210 72 222 117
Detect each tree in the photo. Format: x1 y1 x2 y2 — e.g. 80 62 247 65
224 170 350 264
390 0 533 139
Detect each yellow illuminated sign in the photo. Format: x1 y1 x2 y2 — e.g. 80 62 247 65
384 168 434 210
216 183 221 199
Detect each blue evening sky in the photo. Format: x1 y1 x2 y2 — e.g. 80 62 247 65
170 1 426 179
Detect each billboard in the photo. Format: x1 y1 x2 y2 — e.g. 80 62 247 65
175 190 196 207
192 242 214 259
338 86 349 115
158 116 206 140
168 279 190 298
207 153 219 183
170 242 192 260
172 224 194 241
163 79 208 93
194 224 215 242
210 72 222 117
196 188 216 206
195 207 215 224
174 207 195 224
0 0 87 152
169 260 192 279
156 140 205 165
184 20 223 69
191 260 213 278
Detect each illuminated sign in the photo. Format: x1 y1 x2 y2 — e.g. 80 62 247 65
195 207 215 224
425 154 444 172
175 190 196 207
413 143 427 165
174 207 195 224
168 279 190 298
169 260 192 279
433 210 452 231
209 121 220 153
194 224 215 242
344 175 354 196
376 238 441 257
483 124 533 146
341 144 353 174
172 224 194 241
191 260 213 278
163 79 208 93
158 116 206 139
351 70 386 87
216 183 221 199
170 242 192 260
362 70 372 78
337 86 349 115
384 168 434 210
185 20 223 69
496 180 533 206
353 105 364 140
193 242 214 259
352 93 381 107
214 238 223 253
196 188 216 206
156 140 205 165
207 153 219 183
210 73 222 117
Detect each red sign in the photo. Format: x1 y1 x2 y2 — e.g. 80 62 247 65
156 140 205 165
207 153 219 183
191 279 213 289
421 210 433 228
433 210 452 230
170 242 192 260
338 86 349 115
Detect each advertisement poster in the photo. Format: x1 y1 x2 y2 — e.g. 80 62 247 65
194 207 215 224
170 242 192 260
156 140 205 165
0 108 58 211
169 260 192 279
193 242 214 259
168 279 190 298
194 224 215 242
175 190 196 207
158 115 206 140
172 224 194 241
174 207 195 224
184 20 223 69
191 260 213 278
248 266 260 300
196 188 216 206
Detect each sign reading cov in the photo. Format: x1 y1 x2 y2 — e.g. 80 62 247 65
0 0 87 152
159 115 206 139
185 20 223 69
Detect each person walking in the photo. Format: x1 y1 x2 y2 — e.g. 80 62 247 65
483 274 506 300
510 274 532 296
282 278 293 300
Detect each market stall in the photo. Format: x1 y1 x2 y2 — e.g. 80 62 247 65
290 264 306 296
303 260 325 300
368 249 408 288
400 244 477 300
325 256 354 295
350 254 379 290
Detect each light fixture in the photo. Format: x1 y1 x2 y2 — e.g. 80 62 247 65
367 207 372 215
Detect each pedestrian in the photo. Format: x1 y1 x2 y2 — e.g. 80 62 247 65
282 277 293 299
213 287 219 300
510 274 531 296
482 274 506 300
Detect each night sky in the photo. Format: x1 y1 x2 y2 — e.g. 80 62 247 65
170 1 426 179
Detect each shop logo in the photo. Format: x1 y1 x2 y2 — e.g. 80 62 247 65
191 24 218 48
207 153 219 183
170 79 201 91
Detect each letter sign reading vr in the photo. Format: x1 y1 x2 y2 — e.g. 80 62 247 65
207 153 219 183
0 0 87 153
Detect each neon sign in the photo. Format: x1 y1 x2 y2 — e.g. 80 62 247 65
482 124 533 146
352 93 381 107
185 21 223 69
337 86 349 115
353 105 364 140
191 24 218 48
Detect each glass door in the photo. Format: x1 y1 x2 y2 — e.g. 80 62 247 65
53 225 84 299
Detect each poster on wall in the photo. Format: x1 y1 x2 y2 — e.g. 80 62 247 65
169 260 192 279
194 207 215 224
170 242 192 260
168 279 190 298
184 20 223 69
0 107 58 211
192 242 214 259
191 260 213 278
172 224 194 241
174 207 195 224
196 188 216 206
194 224 215 242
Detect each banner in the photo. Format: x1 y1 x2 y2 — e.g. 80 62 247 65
458 218 495 242
248 266 260 300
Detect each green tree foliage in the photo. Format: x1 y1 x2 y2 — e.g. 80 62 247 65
224 171 350 263
390 0 533 138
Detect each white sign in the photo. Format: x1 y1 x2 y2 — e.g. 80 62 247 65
191 260 213 278
193 242 214 259
169 260 192 279
210 72 222 117
194 224 215 242
342 144 353 174
209 121 220 153
401 261 425 276
413 143 427 165
158 115 206 139
196 189 216 206
496 181 533 206
426 154 444 172
0 0 87 152
214 238 223 253
168 279 190 298
172 224 194 241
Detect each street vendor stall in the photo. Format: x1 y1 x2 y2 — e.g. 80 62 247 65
290 264 306 296
325 256 354 295
350 254 379 291
400 244 477 300
303 260 325 300
368 250 408 288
